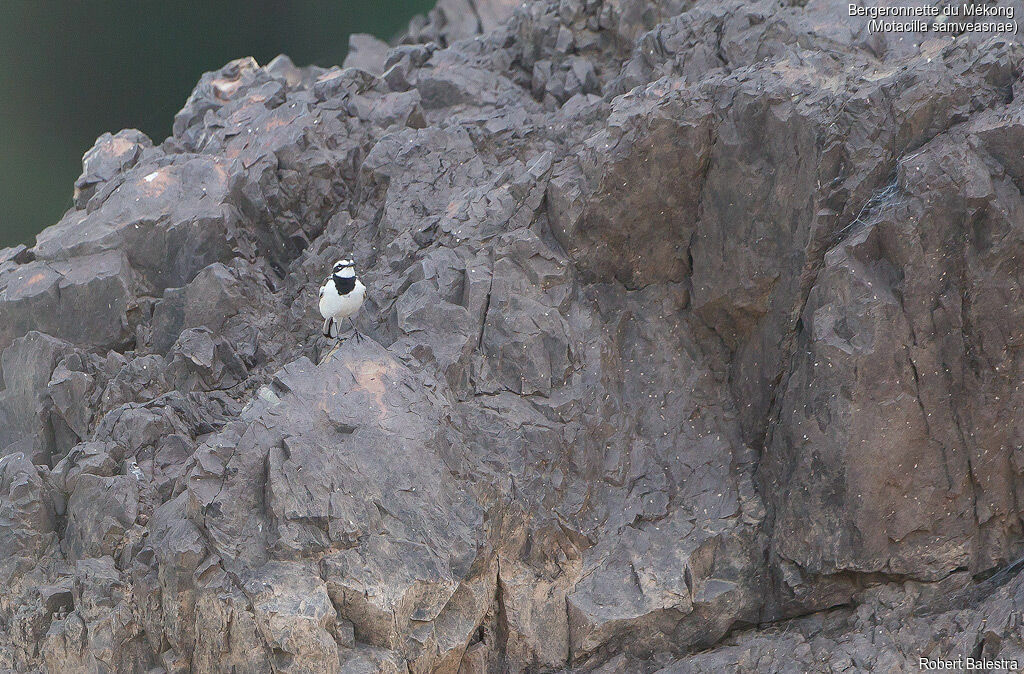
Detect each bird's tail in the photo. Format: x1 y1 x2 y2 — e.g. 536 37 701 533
323 317 336 339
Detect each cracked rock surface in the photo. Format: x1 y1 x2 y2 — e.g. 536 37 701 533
3 0 1024 671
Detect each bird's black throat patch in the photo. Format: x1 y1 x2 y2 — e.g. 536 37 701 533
333 275 356 295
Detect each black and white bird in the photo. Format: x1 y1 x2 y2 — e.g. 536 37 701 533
319 258 366 340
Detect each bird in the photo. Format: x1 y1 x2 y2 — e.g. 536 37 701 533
319 258 366 342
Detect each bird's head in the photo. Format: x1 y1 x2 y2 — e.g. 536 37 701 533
333 259 356 278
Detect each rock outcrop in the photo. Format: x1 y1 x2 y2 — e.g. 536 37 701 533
3 0 1024 671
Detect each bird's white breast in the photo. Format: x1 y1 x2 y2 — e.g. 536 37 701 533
319 278 365 320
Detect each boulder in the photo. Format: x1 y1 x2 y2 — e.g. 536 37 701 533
343 34 390 75
0 251 137 355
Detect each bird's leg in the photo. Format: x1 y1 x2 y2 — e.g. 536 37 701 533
351 317 364 343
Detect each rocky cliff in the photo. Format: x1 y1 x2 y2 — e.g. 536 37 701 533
3 0 1024 671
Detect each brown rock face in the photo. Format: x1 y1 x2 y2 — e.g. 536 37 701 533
3 0 1024 671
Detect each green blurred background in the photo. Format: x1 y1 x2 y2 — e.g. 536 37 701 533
0 0 434 249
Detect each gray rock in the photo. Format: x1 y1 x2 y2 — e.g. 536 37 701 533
0 332 77 463
245 563 340 673
165 327 248 392
0 251 137 355
4 0 1024 671
73 129 154 210
0 452 55 584
0 244 28 266
182 344 488 670
655 569 1024 672
34 155 239 291
404 0 521 45
343 34 390 76
63 474 139 559
547 86 713 287
47 360 96 454
149 262 246 354
51 441 120 494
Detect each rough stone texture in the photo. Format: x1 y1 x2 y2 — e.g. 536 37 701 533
4 0 1024 671
404 0 521 46
344 34 391 76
